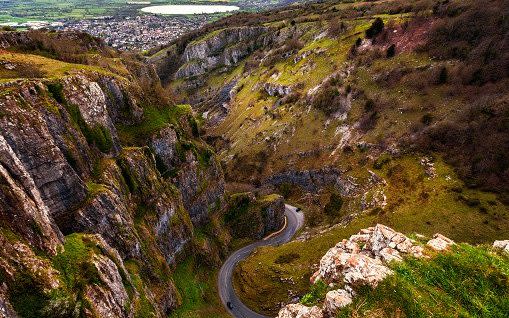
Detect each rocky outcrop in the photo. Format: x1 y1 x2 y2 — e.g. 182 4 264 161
85 253 131 318
117 147 194 263
260 194 286 236
279 225 460 318
279 225 429 318
72 189 142 260
175 26 269 79
265 168 359 196
264 83 292 97
150 126 225 225
277 303 323 318
63 75 121 153
312 225 424 287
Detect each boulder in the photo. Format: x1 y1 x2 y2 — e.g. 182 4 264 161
324 289 352 316
316 242 393 288
264 83 292 97
493 240 509 253
366 224 417 257
427 234 455 251
277 303 324 318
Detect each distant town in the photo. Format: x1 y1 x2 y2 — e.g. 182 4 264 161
58 15 211 51
0 0 305 51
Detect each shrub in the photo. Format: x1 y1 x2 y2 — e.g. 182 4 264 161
364 99 375 112
386 44 396 57
312 82 348 115
301 280 328 306
365 17 384 39
327 18 345 38
278 183 293 198
274 253 300 264
88 124 113 153
420 113 434 126
46 82 66 104
437 66 448 84
358 111 379 132
374 154 391 169
324 191 344 218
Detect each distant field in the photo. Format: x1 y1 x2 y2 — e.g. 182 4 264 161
0 0 245 24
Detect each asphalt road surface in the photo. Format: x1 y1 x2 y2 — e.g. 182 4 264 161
218 204 305 318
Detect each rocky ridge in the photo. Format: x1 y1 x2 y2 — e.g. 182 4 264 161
174 26 269 79
277 224 457 318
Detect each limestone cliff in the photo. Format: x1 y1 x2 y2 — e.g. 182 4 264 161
173 26 269 79
0 32 226 317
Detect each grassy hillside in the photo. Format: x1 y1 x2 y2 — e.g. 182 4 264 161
234 155 509 314
171 0 508 197
339 244 509 317
162 0 509 315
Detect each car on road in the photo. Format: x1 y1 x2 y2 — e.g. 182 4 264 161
227 301 233 310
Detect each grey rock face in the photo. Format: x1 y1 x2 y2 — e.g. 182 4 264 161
63 75 121 153
175 151 225 225
259 195 286 237
0 82 92 254
117 147 193 263
175 26 269 79
72 190 142 260
151 126 226 225
225 193 285 240
264 168 359 196
86 253 132 318
98 77 143 124
0 90 87 221
0 134 63 255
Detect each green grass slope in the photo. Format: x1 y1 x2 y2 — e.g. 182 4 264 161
340 244 509 318
161 0 509 314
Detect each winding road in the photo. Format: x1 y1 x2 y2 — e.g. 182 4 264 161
218 204 305 318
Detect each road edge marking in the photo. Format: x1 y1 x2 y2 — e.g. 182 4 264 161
263 215 287 240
